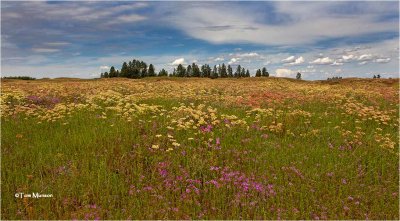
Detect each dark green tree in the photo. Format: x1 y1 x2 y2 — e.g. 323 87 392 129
377 74 381 78
241 67 246 77
211 65 218 79
148 64 156 77
109 66 116 78
192 63 200 77
176 64 186 77
120 62 128 77
245 69 250 77
220 63 227 78
201 64 211 78
235 65 241 78
255 69 261 77
296 72 302 80
158 69 168 77
262 67 269 77
227 65 233 78
186 65 192 77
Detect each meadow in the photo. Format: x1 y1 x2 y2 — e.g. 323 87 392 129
1 77 399 220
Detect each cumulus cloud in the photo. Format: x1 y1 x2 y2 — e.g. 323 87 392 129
282 56 296 63
171 58 185 65
284 56 304 66
310 57 334 65
228 58 240 65
358 54 375 61
341 54 357 62
275 68 295 78
358 61 368 65
214 57 224 62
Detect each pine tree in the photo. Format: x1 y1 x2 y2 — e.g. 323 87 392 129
100 72 104 78
262 67 268 77
177 64 186 77
227 65 233 78
211 65 218 79
377 74 381 78
186 65 192 77
241 67 245 78
121 62 128 77
255 69 261 77
235 65 241 78
201 64 211 78
148 64 155 77
104 72 109 78
192 63 200 77
245 69 250 77
158 69 168 77
296 72 302 80
220 63 227 78
140 61 148 78
109 66 116 78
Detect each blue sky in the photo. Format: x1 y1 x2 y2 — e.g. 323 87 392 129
1 1 399 80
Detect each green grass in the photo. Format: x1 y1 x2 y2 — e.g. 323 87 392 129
1 79 399 220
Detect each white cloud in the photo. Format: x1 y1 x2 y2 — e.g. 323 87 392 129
228 58 240 65
358 54 375 61
342 54 357 62
100 65 109 70
358 61 368 65
275 68 295 78
32 48 60 53
374 58 391 63
171 58 185 65
282 56 296 63
331 61 343 66
310 57 334 65
164 2 398 46
214 57 224 62
237 52 259 58
285 56 304 66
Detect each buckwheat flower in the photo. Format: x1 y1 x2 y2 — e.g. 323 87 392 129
188 137 194 141
151 144 159 149
166 148 173 152
172 142 180 147
156 134 162 138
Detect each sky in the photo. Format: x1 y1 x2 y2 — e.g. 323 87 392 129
1 1 399 80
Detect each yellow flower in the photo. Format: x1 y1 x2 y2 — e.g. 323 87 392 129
166 148 173 152
172 142 180 147
156 134 162 138
151 144 159 149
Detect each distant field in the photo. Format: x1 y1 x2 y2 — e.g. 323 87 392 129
1 77 399 219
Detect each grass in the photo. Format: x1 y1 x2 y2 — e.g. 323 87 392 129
1 77 399 219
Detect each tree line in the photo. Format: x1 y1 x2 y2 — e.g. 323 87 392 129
1 76 36 80
100 59 271 79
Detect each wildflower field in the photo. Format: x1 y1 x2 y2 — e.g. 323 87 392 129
1 77 399 220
